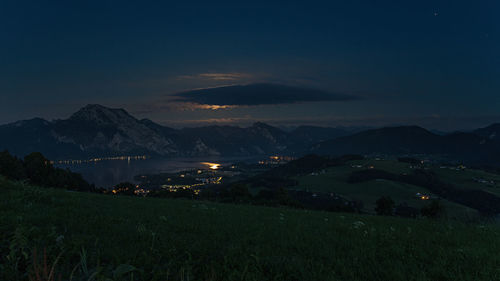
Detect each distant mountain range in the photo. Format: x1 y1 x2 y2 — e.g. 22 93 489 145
312 125 500 165
2 104 500 165
0 104 352 159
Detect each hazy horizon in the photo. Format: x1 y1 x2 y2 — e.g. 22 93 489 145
2 102 499 132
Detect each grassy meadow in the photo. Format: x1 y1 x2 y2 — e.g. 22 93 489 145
292 159 500 218
1 176 500 280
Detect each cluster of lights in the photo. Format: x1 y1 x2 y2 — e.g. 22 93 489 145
195 176 222 184
416 193 431 200
51 155 147 165
259 155 296 165
111 186 131 194
161 175 222 194
161 183 204 194
134 188 150 196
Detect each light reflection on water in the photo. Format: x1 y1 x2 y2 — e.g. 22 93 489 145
55 156 255 189
201 162 221 170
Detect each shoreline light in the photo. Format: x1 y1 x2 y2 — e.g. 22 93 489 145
201 162 221 170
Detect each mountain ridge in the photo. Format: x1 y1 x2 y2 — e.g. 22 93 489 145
312 125 500 165
0 104 350 159
2 104 500 164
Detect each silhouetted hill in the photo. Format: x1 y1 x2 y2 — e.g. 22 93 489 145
0 118 85 159
312 125 500 164
473 123 500 140
313 126 442 154
289 126 351 145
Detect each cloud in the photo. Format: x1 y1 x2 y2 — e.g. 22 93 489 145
171 83 359 108
177 73 252 81
165 117 253 125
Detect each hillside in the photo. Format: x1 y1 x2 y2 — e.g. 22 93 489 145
1 177 499 281
474 123 500 140
290 158 491 218
312 126 500 165
239 156 500 217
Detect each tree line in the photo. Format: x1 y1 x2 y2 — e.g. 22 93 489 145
0 150 94 191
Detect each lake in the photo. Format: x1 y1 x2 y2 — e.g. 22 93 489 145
55 156 258 188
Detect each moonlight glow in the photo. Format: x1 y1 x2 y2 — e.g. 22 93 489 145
201 162 221 170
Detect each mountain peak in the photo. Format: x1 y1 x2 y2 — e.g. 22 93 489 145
250 122 286 134
251 122 273 129
69 104 136 125
78 104 125 113
82 104 106 109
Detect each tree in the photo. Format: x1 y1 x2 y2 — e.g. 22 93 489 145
22 152 92 191
375 196 395 216
227 183 251 202
50 168 92 191
275 186 296 206
23 152 53 186
0 150 26 180
421 199 445 218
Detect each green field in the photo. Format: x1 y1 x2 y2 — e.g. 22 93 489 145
291 159 500 218
434 167 500 197
1 176 500 281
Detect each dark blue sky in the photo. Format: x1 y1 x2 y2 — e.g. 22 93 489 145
1 0 498 130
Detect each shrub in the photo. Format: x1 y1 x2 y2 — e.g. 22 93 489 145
375 196 395 216
0 150 26 180
421 199 445 218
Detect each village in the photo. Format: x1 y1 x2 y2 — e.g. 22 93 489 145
129 156 297 196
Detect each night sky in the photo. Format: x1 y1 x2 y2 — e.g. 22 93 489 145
1 0 499 130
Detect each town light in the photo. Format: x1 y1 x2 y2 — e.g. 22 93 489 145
202 162 221 170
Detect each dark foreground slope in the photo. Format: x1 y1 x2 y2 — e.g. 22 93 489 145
1 177 499 281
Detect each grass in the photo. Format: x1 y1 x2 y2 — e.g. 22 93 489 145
1 176 500 280
434 167 500 197
291 159 500 218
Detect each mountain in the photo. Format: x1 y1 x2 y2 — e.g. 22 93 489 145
0 118 86 159
289 126 352 143
313 126 442 155
0 105 339 159
52 104 179 156
312 125 500 164
3 105 500 164
473 123 500 140
178 122 292 156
